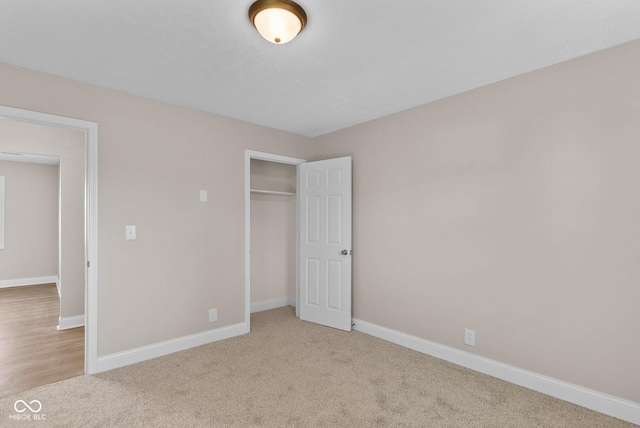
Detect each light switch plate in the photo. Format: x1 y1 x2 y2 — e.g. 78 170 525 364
200 190 208 202
125 225 136 240
464 328 476 346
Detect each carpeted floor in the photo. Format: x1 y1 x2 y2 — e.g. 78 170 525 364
0 306 634 427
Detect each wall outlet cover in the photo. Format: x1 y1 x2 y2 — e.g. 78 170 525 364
208 308 217 322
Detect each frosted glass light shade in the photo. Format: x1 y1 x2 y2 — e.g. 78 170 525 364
249 0 307 45
254 8 301 44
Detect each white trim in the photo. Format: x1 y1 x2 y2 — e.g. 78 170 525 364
250 297 295 313
295 163 301 318
246 150 306 164
96 322 246 373
0 105 99 375
244 150 306 334
0 175 4 250
58 314 85 330
0 276 59 289
352 318 640 426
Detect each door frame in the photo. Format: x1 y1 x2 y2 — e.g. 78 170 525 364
244 150 305 331
0 105 99 374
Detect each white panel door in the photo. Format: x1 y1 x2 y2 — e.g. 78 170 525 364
299 157 352 331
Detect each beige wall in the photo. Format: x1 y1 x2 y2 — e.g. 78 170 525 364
250 160 297 303
0 160 58 280
2 38 638 405
0 61 313 356
0 122 85 320
313 40 640 403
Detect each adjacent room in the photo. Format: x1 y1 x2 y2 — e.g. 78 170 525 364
0 1 638 426
0 125 86 396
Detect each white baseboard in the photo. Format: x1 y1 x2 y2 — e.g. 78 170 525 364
251 297 295 313
0 275 58 289
352 318 640 426
58 314 85 330
96 322 247 373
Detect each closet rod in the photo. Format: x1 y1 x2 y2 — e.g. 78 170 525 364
250 189 295 197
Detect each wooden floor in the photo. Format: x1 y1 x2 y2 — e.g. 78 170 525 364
0 284 84 398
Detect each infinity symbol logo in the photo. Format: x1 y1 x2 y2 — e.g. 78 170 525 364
14 400 42 413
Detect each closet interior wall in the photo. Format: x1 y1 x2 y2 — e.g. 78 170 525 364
250 159 297 308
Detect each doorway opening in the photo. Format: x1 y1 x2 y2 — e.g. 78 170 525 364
0 154 84 396
244 150 306 332
0 105 98 374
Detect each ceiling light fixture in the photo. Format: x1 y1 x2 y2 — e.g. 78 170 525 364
248 0 307 45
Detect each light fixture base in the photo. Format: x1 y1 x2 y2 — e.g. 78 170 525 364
249 0 307 44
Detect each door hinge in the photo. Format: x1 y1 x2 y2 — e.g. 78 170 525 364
87 261 90 268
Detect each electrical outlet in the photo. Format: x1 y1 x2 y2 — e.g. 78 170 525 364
208 308 217 322
464 328 476 346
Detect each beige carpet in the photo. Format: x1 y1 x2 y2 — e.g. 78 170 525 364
0 307 634 427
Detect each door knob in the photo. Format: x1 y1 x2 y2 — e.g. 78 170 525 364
341 250 348 255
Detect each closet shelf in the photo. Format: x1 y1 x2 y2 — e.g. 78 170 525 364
250 189 296 197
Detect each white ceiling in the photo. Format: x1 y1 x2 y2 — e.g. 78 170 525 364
1 1 639 137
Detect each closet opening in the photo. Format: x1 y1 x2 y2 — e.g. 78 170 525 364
244 150 306 332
